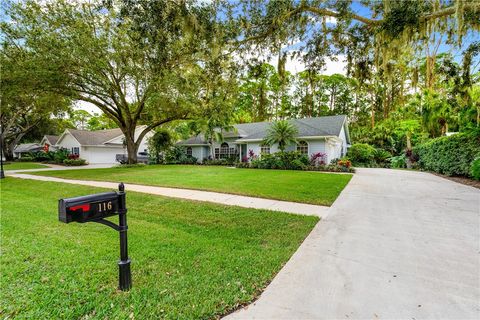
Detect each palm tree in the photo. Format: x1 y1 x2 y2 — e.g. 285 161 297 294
189 119 235 159
263 120 298 152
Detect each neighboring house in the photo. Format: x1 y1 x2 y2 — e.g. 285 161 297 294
54 126 153 164
13 143 43 159
177 115 351 164
40 135 60 152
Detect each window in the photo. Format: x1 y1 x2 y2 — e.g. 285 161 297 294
219 142 229 159
186 147 193 156
71 147 80 155
214 142 238 159
296 141 308 155
260 144 270 155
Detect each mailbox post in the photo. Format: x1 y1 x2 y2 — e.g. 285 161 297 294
117 183 131 291
58 183 132 291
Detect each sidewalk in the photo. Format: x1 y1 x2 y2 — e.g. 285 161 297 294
8 173 328 217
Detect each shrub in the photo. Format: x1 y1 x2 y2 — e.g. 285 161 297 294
53 148 69 163
237 151 309 170
389 154 407 169
413 132 480 177
18 156 34 162
374 148 392 167
337 159 351 168
203 157 237 166
164 146 197 164
32 151 55 162
471 157 480 180
63 158 87 166
347 143 376 165
310 152 326 166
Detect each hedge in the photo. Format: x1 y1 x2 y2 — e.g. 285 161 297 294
413 133 480 177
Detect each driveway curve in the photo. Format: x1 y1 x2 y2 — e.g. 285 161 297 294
226 168 480 319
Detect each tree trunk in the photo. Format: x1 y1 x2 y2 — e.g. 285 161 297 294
123 130 139 164
210 140 215 159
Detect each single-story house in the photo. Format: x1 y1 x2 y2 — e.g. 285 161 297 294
53 126 153 164
13 143 43 159
40 135 60 152
177 115 351 164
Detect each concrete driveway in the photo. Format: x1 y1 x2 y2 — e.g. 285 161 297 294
226 168 480 319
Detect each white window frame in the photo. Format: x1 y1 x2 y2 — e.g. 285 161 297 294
186 146 193 156
260 144 270 155
296 141 308 155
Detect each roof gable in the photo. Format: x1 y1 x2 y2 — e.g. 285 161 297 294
42 135 59 145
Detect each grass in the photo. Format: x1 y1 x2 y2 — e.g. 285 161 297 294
0 178 318 319
32 165 352 206
3 161 48 170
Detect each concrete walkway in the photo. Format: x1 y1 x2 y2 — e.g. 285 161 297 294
8 173 328 217
226 168 480 319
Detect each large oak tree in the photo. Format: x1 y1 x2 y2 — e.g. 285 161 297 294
1 0 225 163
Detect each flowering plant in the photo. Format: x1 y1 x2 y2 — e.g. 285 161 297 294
247 149 257 161
337 159 351 168
310 152 326 166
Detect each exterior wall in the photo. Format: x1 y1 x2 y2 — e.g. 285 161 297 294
57 133 81 154
236 139 337 164
191 146 204 163
338 126 348 157
106 128 153 154
81 146 125 164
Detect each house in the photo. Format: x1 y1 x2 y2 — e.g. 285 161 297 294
40 135 60 152
13 143 43 159
177 115 351 164
54 126 153 164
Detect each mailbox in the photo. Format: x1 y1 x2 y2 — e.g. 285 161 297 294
58 183 132 291
59 192 120 223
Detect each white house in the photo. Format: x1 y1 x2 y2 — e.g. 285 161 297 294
177 115 351 164
53 126 153 164
40 135 60 152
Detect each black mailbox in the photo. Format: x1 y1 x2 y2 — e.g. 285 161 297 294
59 192 120 223
58 183 132 291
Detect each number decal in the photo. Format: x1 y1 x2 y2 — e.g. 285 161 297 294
98 201 113 212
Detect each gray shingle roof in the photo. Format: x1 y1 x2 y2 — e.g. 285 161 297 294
178 115 348 145
44 135 59 145
177 134 209 145
14 143 42 153
67 128 124 145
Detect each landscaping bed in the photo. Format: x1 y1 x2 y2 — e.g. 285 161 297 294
0 178 318 319
31 165 352 206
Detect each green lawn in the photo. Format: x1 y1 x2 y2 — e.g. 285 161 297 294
32 165 352 206
0 178 318 319
3 161 48 170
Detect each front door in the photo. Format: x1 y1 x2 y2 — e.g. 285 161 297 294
240 144 247 161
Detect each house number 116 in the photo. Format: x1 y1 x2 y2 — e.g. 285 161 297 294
98 201 113 212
